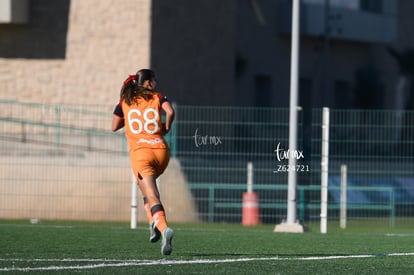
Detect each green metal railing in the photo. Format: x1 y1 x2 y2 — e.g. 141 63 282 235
189 183 395 227
0 100 175 154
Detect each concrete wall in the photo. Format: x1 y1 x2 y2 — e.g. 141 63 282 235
0 0 202 222
150 0 237 106
0 141 198 223
0 0 237 106
0 0 152 105
2 0 413 108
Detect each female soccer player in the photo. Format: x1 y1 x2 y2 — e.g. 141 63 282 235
112 69 175 256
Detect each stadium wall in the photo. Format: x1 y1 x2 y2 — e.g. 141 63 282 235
0 150 198 223
0 0 152 105
0 0 237 107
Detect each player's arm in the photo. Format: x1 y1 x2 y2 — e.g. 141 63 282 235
112 102 125 132
112 115 124 132
161 100 175 135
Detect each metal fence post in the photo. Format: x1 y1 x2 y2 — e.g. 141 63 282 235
340 164 347 229
321 107 330 234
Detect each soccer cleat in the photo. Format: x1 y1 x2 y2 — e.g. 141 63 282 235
149 221 161 243
161 227 174 256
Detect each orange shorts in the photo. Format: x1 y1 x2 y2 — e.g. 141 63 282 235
130 148 170 180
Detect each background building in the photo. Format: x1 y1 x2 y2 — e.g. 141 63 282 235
1 0 414 109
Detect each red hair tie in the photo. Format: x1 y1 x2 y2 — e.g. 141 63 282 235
124 74 137 85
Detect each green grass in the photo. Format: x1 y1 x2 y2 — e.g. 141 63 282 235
0 219 414 274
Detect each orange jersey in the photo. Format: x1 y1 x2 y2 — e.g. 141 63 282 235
121 93 168 152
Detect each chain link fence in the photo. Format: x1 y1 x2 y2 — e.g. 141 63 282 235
1 100 413 228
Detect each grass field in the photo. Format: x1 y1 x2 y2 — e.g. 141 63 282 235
1 219 413 274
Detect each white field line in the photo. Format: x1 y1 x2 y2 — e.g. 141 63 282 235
1 253 414 272
385 233 414 237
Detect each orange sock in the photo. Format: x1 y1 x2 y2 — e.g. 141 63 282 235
151 204 168 233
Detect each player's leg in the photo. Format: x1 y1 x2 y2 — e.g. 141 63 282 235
145 148 172 234
139 175 168 232
143 196 161 243
134 172 161 243
142 196 153 224
139 175 174 255
153 148 174 255
132 151 162 243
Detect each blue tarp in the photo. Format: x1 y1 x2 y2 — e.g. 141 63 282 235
328 177 414 204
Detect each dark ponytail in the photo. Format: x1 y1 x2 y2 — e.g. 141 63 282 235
135 69 156 101
119 75 138 105
136 69 155 86
120 69 156 105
